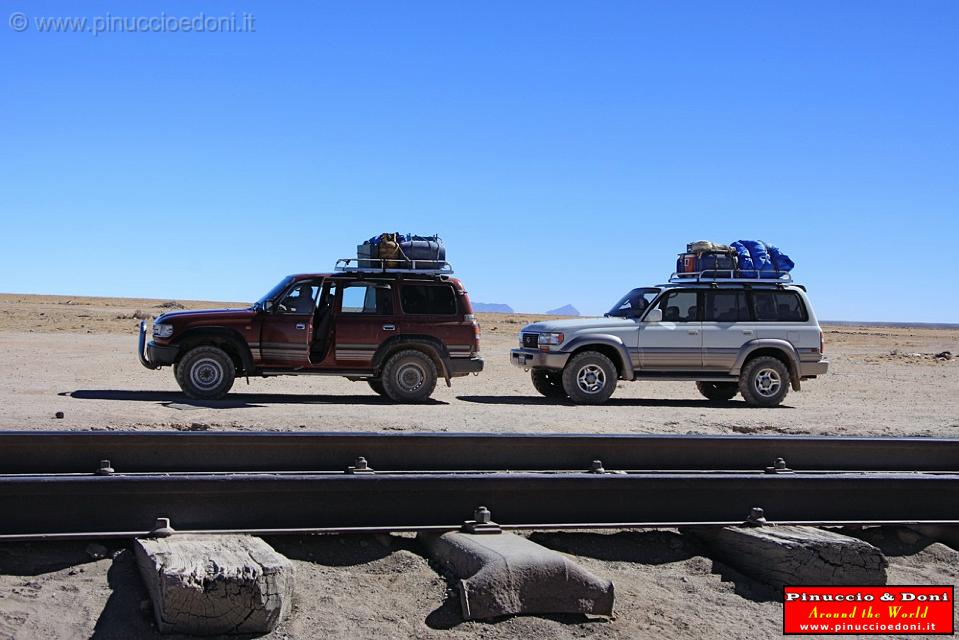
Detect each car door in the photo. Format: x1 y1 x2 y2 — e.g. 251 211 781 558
638 289 703 370
259 281 320 368
332 281 397 369
702 289 753 371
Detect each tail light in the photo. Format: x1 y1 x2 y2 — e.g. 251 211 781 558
820 330 824 354
468 315 480 354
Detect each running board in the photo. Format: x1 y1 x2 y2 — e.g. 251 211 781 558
633 371 737 382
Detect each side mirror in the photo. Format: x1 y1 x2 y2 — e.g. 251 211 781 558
643 308 663 323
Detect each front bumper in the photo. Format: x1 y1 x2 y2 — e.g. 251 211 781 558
137 320 179 369
448 356 484 377
509 348 570 370
799 357 829 378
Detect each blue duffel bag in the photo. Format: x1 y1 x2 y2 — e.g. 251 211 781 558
731 240 794 278
399 234 446 267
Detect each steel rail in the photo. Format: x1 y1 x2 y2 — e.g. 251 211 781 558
1 431 957 474
1 471 958 539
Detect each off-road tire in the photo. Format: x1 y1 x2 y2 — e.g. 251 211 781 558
739 356 790 407
174 346 236 400
696 381 739 402
531 368 567 399
562 351 617 405
367 379 388 397
381 350 438 403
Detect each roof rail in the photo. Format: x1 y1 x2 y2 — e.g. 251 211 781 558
334 257 454 275
667 269 793 284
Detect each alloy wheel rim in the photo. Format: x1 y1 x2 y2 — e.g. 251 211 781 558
754 368 782 397
576 364 606 394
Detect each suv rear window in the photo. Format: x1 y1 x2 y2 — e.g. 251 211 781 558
751 291 808 322
400 284 457 315
340 283 393 314
705 290 751 322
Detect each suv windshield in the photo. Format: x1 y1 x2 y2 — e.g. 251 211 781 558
254 276 295 309
606 288 660 318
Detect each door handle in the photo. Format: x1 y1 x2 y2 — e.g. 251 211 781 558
295 323 306 330
687 330 699 335
383 324 396 331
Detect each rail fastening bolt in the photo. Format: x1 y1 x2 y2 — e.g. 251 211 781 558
353 457 369 471
747 507 768 526
151 517 175 538
774 457 787 470
95 460 115 476
474 506 491 524
590 460 606 473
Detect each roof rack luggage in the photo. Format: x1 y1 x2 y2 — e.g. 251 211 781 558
334 257 454 275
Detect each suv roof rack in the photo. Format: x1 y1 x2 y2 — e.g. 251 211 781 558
335 257 454 276
667 269 793 284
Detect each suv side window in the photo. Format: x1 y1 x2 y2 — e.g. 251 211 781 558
278 282 319 315
339 283 393 315
704 290 752 322
400 284 457 315
751 291 808 322
657 290 699 322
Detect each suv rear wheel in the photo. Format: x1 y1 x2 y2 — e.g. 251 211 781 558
739 356 790 407
381 350 438 403
530 368 566 399
562 351 617 405
696 381 739 402
175 346 236 400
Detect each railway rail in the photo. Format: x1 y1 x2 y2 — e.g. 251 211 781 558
1 432 957 540
1 431 957 473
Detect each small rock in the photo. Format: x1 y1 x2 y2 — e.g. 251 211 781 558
85 543 108 559
935 351 952 360
54 411 64 419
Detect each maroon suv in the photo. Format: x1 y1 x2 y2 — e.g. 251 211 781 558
137 269 483 402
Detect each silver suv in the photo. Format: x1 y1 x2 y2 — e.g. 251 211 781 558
509 276 828 407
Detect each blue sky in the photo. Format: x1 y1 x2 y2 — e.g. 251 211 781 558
1 1 956 321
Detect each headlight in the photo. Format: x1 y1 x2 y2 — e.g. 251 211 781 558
537 332 564 348
152 323 174 339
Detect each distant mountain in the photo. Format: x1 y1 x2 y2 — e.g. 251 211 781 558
472 302 515 313
545 304 580 316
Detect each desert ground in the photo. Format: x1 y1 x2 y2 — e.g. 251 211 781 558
0 292 957 639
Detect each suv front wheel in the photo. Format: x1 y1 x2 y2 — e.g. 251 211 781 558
381 350 438 403
562 351 617 405
174 346 236 400
739 356 790 407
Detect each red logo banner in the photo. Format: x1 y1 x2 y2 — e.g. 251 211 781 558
783 586 954 635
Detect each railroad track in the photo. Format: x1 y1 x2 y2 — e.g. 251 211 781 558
2 432 958 540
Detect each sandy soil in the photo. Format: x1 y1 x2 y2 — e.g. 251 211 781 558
0 293 956 436
0 293 957 639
